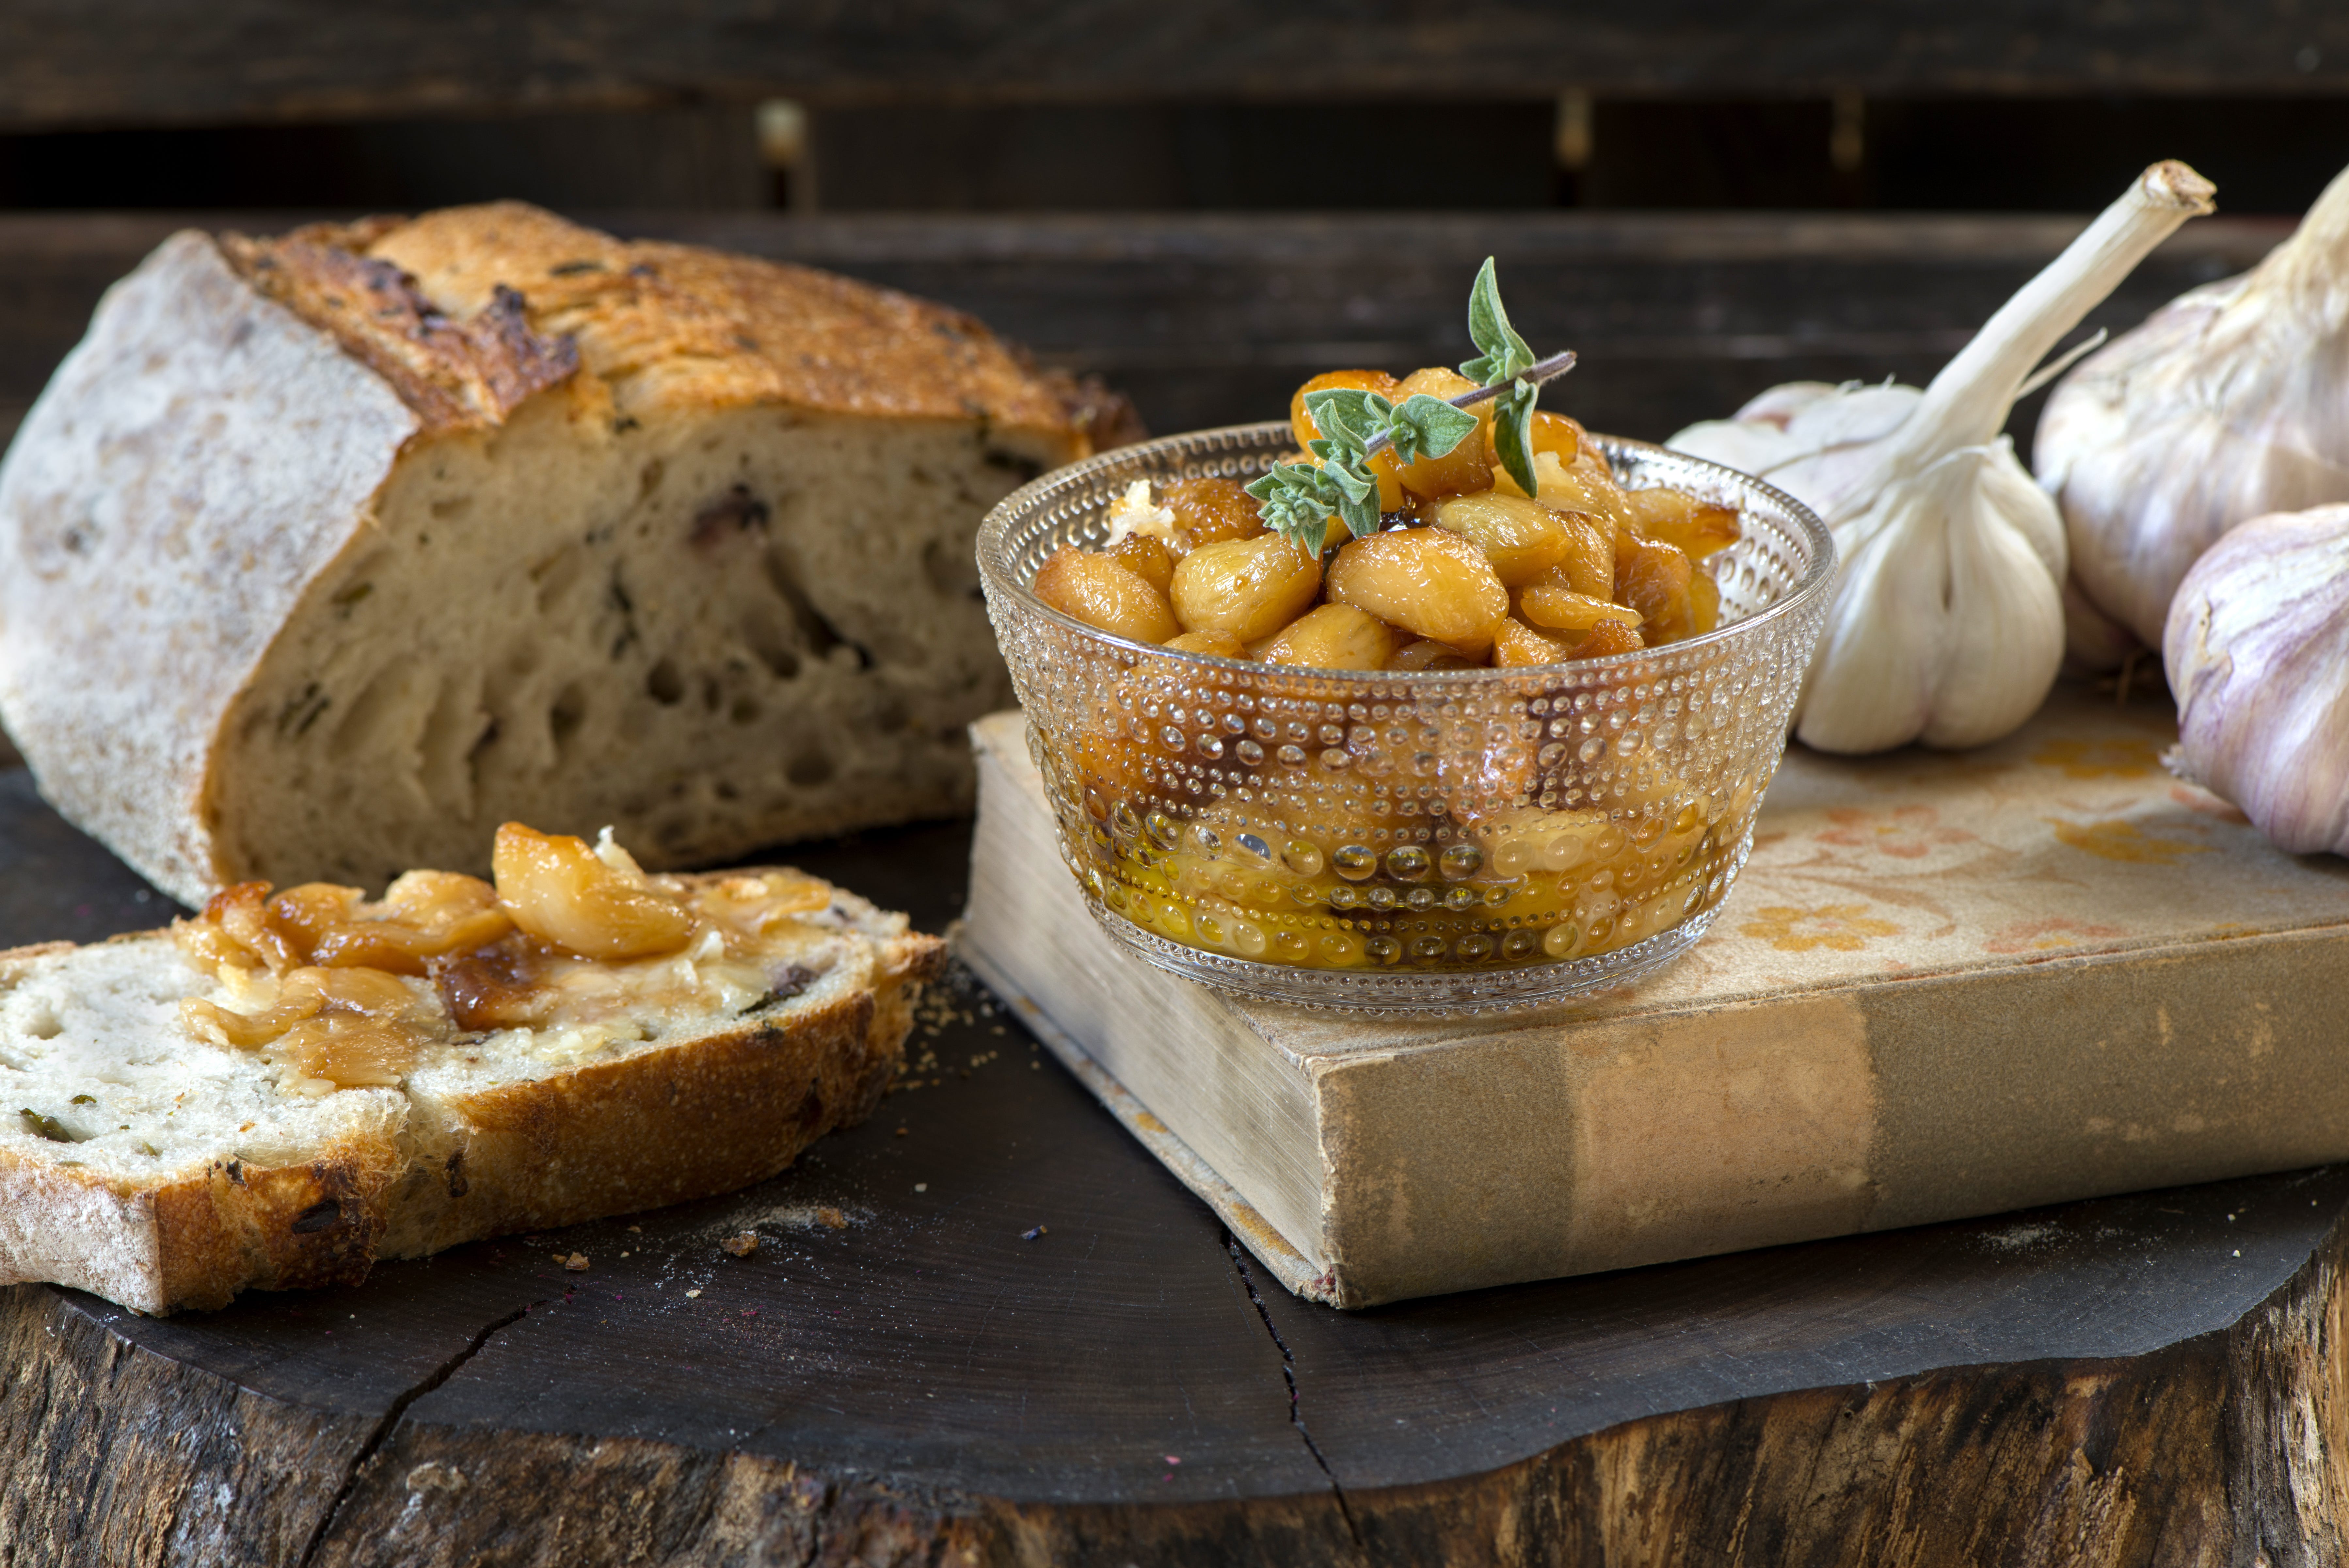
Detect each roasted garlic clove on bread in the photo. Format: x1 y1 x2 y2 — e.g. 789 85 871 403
0 823 944 1314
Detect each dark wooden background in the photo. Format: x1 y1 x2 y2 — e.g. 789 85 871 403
0 4 2337 456
8 1 2349 126
0 210 2290 469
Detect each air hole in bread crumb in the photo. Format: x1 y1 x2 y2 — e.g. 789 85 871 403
730 696 761 726
549 684 588 754
430 496 472 520
21 1005 60 1040
646 658 685 706
788 751 835 787
637 459 666 500
530 545 585 611
763 548 864 666
741 613 801 681
327 670 400 760
691 486 770 551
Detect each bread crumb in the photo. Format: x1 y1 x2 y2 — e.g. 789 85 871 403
721 1232 759 1257
685 1288 702 1298
894 1126 908 1137
562 1253 589 1272
914 1182 928 1192
816 1207 847 1230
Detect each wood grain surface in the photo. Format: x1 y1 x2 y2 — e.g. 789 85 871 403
0 777 2346 1565
4 2 2349 132
0 209 2292 458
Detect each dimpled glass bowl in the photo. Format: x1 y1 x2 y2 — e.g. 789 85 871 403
977 422 1835 1012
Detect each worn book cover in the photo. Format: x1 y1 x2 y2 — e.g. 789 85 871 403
960 689 2349 1307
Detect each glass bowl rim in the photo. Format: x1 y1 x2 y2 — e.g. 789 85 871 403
976 421 1838 681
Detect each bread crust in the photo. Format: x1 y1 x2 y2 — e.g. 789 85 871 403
0 1130 404 1316
218 227 580 433
0 232 423 903
151 1137 406 1311
228 203 1135 450
381 991 879 1257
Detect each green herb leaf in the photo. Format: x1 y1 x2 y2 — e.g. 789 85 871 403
18 1108 75 1144
1326 459 1382 540
1301 388 1379 456
1245 464 1344 557
1460 257 1535 386
1388 393 1479 465
1306 387 1478 469
1492 380 1541 499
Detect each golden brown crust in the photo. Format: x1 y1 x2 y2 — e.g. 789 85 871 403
384 924 946 1257
224 202 1137 452
0 1131 404 1315
151 1138 405 1311
868 931 950 1063
217 228 579 434
384 991 881 1258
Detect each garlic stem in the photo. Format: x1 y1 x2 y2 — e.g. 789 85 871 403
1356 350 1578 461
1877 161 2214 476
2261 162 2349 328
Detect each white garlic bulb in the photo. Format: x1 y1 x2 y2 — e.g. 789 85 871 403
2041 163 2349 650
2164 504 2349 855
1670 161 2215 753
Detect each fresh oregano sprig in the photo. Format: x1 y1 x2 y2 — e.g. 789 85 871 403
1459 256 1553 499
1244 258 1575 557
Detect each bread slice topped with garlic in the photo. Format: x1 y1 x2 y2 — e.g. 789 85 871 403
0 823 942 1314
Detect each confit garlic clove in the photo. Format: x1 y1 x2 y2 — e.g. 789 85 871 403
1664 161 2215 754
2041 161 2349 651
2163 504 2349 855
492 823 696 961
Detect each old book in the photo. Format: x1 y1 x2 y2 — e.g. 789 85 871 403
959 691 2349 1308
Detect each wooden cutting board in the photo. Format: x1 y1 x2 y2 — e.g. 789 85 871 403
0 772 2344 1566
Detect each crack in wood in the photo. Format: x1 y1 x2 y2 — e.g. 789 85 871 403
1226 1231 1367 1563
293 1299 543 1568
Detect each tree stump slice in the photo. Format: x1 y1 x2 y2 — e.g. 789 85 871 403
0 785 2343 1566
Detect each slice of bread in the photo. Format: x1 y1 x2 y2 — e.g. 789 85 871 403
0 837 943 1314
0 202 1137 907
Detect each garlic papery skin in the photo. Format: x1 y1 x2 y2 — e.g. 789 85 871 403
2164 504 2349 856
1797 440 2067 752
2042 162 2349 650
2059 571 2142 674
1670 161 2216 753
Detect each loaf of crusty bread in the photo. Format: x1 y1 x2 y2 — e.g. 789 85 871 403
0 834 943 1314
0 203 1134 906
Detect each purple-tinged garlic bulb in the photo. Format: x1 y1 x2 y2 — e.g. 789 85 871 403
2164 504 2349 855
2041 162 2349 651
